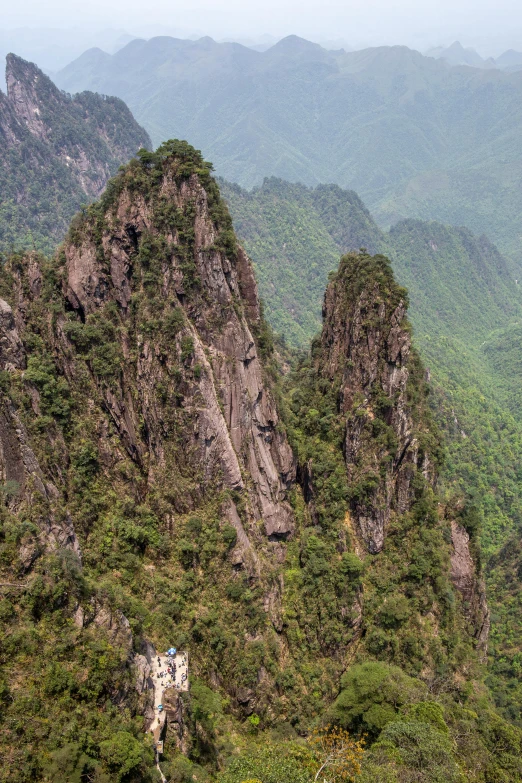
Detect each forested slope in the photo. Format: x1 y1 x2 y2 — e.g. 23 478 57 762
222 177 522 724
0 53 150 254
0 142 520 782
220 179 386 345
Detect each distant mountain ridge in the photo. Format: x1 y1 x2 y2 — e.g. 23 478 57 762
425 41 496 69
0 27 136 72
426 40 522 71
496 48 522 70
0 53 151 253
54 35 522 270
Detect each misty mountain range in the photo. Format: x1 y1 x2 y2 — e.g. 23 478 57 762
51 33 522 270
3 24 522 74
0 27 137 72
426 40 522 70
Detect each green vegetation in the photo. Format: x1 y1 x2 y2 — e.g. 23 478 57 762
387 220 522 556
220 179 385 346
221 178 522 723
331 663 426 739
0 53 150 254
0 142 521 782
223 181 522 537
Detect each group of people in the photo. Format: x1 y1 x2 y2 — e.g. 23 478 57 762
156 650 188 713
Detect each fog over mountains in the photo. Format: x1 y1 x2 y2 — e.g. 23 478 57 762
2 23 522 73
0 27 137 72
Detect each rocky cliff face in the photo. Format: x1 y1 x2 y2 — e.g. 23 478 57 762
290 250 489 671
315 252 435 554
0 294 81 563
58 142 295 543
4 54 52 139
449 518 490 659
311 251 489 652
0 53 150 253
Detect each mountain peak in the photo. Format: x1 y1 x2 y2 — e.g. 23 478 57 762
196 35 217 46
6 51 35 76
5 53 62 138
496 48 522 68
6 52 56 91
426 40 485 68
0 53 150 251
270 34 323 53
59 139 295 542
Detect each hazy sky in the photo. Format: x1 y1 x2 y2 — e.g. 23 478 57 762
3 0 522 54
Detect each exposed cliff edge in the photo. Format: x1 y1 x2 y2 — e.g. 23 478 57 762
319 256 490 654
449 517 490 660
0 142 299 722
0 53 151 253
0 295 81 561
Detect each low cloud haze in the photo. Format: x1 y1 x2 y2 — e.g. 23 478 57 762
2 0 522 56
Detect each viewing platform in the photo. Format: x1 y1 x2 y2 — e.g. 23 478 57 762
150 649 189 757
